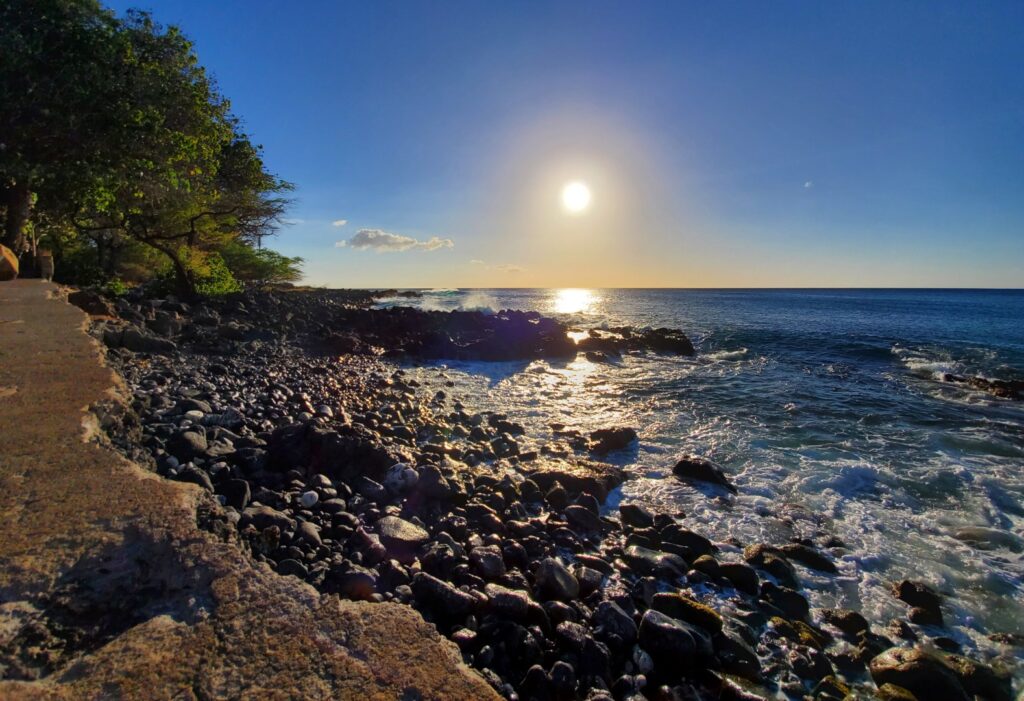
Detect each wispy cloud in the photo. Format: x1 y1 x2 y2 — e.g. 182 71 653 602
338 228 454 253
332 219 348 227
804 181 814 189
283 218 305 225
470 259 524 273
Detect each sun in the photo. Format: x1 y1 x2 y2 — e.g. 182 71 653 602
561 181 592 214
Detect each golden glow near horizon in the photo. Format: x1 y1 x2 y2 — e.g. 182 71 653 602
560 181 592 214
552 288 597 314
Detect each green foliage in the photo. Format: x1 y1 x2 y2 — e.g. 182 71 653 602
1 1 294 296
220 242 304 285
102 278 129 297
153 248 240 297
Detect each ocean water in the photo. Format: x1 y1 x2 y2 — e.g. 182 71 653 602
381 288 1024 663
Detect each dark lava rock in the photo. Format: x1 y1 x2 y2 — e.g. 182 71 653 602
565 504 603 532
376 516 429 564
821 608 869 637
593 601 638 646
330 569 377 601
411 572 477 617
174 465 213 492
761 581 810 620
638 609 711 667
68 289 116 316
650 592 723 634
942 653 1013 701
619 503 654 529
120 326 178 354
672 456 737 493
892 580 943 619
534 557 580 601
869 648 970 701
909 605 943 626
780 543 838 573
484 583 530 619
241 504 295 532
622 545 687 577
589 427 638 454
526 460 625 501
218 478 251 510
277 559 308 578
469 545 507 579
168 430 208 461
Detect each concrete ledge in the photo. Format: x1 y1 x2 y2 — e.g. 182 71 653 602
0 281 497 700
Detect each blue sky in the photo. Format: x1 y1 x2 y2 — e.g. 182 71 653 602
108 1 1024 287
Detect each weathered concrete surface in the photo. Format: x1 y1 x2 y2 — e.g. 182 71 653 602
0 281 497 700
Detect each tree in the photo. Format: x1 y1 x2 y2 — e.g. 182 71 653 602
2 2 295 296
0 0 123 251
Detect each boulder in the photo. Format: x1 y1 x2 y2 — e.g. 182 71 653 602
869 648 969 701
534 557 579 601
672 456 737 493
376 516 429 564
589 427 638 454
526 459 625 501
68 289 115 316
121 326 178 354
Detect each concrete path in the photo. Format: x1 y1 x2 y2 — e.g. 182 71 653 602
0 280 496 700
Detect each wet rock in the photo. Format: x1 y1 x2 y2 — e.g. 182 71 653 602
565 504 603 532
619 503 654 529
780 543 837 573
638 609 709 667
941 653 1013 701
672 455 737 493
908 605 943 626
589 427 637 454
526 459 625 501
892 580 943 623
821 608 869 637
761 581 810 620
622 545 687 577
650 593 722 634
593 601 638 646
720 560 761 593
869 648 969 701
534 557 579 601
714 629 762 681
376 516 429 564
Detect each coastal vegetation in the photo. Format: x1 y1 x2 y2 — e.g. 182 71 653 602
0 0 300 295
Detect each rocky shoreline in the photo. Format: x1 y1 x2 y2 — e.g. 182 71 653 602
78 287 1015 701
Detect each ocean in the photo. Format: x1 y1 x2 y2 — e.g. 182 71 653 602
380 288 1024 660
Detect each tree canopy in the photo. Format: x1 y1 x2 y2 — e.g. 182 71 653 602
0 0 300 295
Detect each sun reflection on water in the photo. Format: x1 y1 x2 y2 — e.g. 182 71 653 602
552 288 598 314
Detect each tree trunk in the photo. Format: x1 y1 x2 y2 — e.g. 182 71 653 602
2 180 32 252
150 242 197 299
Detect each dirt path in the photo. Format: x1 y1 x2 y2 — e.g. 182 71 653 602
0 280 496 700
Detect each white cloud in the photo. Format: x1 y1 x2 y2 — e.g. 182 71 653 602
339 228 454 253
804 181 814 189
332 219 348 227
283 218 305 225
470 259 486 266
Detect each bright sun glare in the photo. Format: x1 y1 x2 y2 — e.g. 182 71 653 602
561 181 592 214
553 288 597 314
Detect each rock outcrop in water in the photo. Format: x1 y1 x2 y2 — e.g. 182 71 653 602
56 286 1019 700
